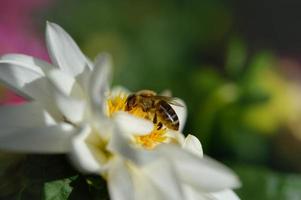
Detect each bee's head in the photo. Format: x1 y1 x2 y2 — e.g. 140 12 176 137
125 94 138 111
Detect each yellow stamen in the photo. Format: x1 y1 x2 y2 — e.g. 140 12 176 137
135 126 167 149
107 94 127 117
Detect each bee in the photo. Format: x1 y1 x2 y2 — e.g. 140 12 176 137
125 90 183 131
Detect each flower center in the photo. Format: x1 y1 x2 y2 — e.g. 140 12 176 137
107 93 168 149
134 126 167 149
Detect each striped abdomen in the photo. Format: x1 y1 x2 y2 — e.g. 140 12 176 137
156 100 179 130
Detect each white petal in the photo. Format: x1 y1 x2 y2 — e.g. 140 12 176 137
183 134 203 158
88 53 112 117
113 112 154 136
47 69 77 95
107 125 157 165
0 53 48 99
0 124 74 153
131 168 164 200
184 186 240 200
171 98 187 132
183 185 213 200
0 102 56 137
0 54 62 119
107 125 141 162
165 130 186 145
157 145 241 192
74 64 93 93
210 190 240 200
0 54 52 73
130 160 181 200
46 22 92 77
108 157 135 200
53 93 86 124
47 69 86 123
142 159 184 200
69 125 105 173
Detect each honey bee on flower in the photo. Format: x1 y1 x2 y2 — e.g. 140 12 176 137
125 90 183 130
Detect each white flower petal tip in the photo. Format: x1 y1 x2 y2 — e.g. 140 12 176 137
165 130 186 145
210 189 241 200
94 52 112 67
69 125 106 173
157 145 241 192
0 54 50 100
91 53 112 91
46 22 91 77
113 112 154 136
89 52 112 115
183 134 203 157
202 155 242 189
171 98 187 132
0 54 52 73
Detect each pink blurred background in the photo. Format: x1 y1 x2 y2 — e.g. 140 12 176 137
0 0 52 104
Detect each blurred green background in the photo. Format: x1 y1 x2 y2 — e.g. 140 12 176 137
1 0 301 199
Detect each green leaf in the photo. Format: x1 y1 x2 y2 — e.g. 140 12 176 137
0 155 78 199
233 165 301 200
68 176 109 200
43 178 74 200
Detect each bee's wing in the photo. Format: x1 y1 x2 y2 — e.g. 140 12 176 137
153 96 184 107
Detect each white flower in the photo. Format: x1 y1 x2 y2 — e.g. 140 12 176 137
0 22 241 200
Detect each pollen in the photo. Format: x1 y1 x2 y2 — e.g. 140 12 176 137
107 93 168 149
135 126 167 149
107 94 127 117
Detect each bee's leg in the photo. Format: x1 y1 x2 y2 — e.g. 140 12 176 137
157 122 163 130
153 113 157 124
